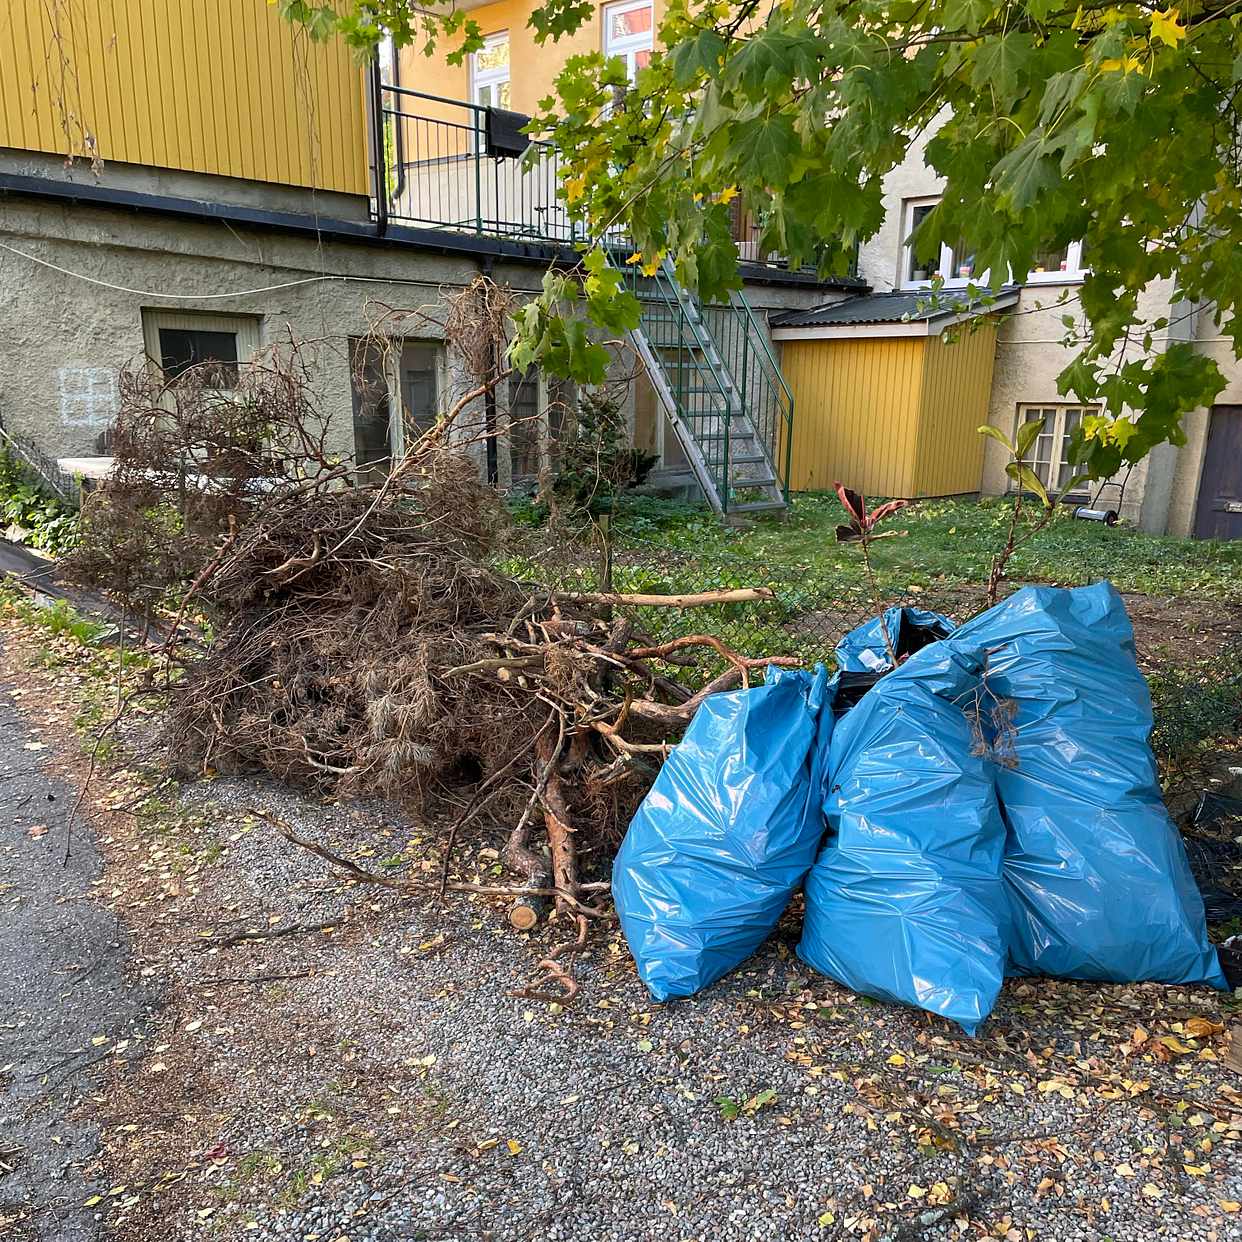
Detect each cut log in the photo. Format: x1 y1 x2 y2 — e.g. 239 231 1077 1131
509 892 551 931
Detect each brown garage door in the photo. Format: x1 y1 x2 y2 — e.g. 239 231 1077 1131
1193 406 1242 540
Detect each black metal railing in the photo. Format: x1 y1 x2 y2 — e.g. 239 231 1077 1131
376 81 579 243
370 74 856 279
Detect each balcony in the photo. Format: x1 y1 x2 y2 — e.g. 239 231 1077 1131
371 80 853 278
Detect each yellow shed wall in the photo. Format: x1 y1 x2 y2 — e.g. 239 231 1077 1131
779 338 926 497
407 0 667 117
0 0 368 194
911 322 1000 497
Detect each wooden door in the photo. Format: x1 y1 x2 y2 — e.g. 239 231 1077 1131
1193 406 1242 540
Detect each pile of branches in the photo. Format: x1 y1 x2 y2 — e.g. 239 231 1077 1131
64 292 794 966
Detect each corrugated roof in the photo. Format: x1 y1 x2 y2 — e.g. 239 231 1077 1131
771 287 1018 329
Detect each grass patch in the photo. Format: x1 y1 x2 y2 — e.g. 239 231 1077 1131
591 493 1242 600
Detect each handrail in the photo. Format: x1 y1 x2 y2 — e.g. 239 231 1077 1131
615 253 736 507
727 289 795 502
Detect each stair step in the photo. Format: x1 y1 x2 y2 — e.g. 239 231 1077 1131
730 473 778 488
727 499 787 514
729 452 769 464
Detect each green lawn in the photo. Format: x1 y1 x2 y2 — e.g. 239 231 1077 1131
605 492 1242 600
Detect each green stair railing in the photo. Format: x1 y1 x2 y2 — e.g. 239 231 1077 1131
617 255 794 512
617 260 736 510
700 291 796 504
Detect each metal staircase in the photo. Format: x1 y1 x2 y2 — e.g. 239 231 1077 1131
619 259 794 517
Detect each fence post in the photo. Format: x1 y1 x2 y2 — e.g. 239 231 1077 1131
474 111 485 235
369 56 389 237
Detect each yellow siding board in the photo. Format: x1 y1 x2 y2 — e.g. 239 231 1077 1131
781 316 1002 500
781 337 926 497
0 0 367 195
911 323 999 496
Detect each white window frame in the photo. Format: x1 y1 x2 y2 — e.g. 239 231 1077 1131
603 0 654 83
899 195 983 290
141 309 261 385
470 31 511 110
1013 403 1098 496
900 196 1088 289
1022 240 1087 285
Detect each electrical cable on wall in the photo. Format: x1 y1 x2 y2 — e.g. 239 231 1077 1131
0 238 543 301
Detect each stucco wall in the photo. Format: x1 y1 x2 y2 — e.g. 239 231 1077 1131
0 195 829 490
0 197 535 468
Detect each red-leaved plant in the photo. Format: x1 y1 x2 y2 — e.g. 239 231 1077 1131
834 483 913 668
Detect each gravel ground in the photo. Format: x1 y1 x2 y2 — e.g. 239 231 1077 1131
1 619 1240 1242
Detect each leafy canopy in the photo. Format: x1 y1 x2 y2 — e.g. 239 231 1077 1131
282 0 1242 482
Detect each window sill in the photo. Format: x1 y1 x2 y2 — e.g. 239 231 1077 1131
1021 271 1088 287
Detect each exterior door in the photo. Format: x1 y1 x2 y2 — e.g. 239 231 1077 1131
1193 406 1242 540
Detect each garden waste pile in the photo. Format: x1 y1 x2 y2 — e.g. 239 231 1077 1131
613 582 1227 1034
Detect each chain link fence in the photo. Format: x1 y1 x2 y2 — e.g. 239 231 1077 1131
502 529 1242 796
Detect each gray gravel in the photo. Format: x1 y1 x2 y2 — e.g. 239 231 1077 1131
0 648 1234 1242
68 771 1239 1242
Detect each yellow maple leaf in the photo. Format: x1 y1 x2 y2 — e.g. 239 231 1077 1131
625 252 644 265
640 250 667 277
718 185 740 205
1150 8 1186 45
507 1138 523 1155
564 176 586 203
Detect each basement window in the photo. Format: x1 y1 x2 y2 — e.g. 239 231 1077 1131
1015 404 1097 494
142 310 261 387
351 339 442 474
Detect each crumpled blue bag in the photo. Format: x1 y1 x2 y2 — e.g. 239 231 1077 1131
798 640 1012 1034
947 583 1225 988
834 605 956 673
613 664 832 1001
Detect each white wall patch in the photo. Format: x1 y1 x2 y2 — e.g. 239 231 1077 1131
58 367 118 428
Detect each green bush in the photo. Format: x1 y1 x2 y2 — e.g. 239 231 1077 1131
0 451 79 555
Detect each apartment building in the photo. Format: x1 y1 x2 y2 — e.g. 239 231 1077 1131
0 0 842 518
0 0 1237 534
407 0 1241 537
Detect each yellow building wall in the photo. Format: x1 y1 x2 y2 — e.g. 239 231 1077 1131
780 337 925 497
779 323 1000 498
406 0 666 116
0 0 368 195
911 322 999 496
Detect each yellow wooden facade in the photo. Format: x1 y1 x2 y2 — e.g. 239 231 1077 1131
779 322 1000 498
0 0 368 195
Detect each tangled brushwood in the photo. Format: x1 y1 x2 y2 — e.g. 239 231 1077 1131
64 293 792 979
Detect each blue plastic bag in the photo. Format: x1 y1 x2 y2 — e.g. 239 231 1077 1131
613 664 831 1001
834 605 956 673
798 640 1012 1034
948 583 1225 988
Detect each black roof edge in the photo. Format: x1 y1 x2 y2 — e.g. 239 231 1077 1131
0 172 867 292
